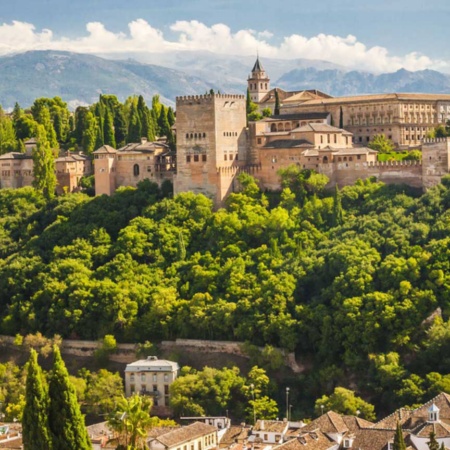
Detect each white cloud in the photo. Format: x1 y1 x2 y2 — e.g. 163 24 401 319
0 19 447 73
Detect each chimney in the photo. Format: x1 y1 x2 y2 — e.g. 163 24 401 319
141 137 148 144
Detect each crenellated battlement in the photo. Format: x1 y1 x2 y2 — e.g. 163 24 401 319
423 137 450 145
366 160 422 168
176 93 245 105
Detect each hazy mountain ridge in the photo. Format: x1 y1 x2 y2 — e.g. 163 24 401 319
0 50 449 109
276 66 450 96
0 51 218 109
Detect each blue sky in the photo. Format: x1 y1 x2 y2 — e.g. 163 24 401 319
0 0 449 72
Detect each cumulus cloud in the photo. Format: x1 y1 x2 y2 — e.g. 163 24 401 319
0 19 446 73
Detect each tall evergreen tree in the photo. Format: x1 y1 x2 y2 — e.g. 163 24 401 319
339 106 344 129
127 105 142 143
48 346 91 450
246 88 252 115
32 125 56 200
167 107 175 127
103 109 116 148
23 349 52 450
393 422 406 450
274 89 280 115
427 432 439 450
113 108 127 148
12 102 22 122
81 111 97 154
332 184 344 227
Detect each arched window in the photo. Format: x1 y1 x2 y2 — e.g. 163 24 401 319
323 156 328 163
186 133 189 139
203 133 206 138
133 164 140 176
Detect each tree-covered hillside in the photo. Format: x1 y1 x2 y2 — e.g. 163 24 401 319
1 173 450 415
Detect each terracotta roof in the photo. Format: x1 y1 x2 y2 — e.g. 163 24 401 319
93 145 117 154
118 142 169 153
292 123 346 133
302 411 348 435
219 426 250 445
264 112 330 122
350 428 396 450
274 432 335 450
263 139 313 149
413 421 450 438
0 152 31 160
374 392 450 431
296 92 450 106
253 420 288 433
153 422 217 448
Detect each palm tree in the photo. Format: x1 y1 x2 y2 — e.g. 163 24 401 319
108 394 155 449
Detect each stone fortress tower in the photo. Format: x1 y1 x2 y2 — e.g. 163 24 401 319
174 93 248 207
247 57 270 103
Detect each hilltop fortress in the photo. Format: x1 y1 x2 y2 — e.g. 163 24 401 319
95 58 450 207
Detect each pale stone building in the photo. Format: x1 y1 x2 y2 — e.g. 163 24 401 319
94 139 175 196
124 356 179 407
174 94 248 207
249 57 450 149
55 152 92 195
147 422 217 450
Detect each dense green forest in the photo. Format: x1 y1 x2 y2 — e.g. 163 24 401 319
1 169 450 417
0 94 175 156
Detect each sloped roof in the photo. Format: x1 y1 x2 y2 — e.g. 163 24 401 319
274 431 334 450
125 358 179 372
252 57 265 73
263 139 313 149
0 152 32 160
292 123 349 134
153 422 217 448
219 426 250 445
93 145 117 154
263 112 330 122
302 411 349 435
253 420 288 433
296 92 450 106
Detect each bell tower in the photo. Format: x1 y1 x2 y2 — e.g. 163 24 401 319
247 57 270 103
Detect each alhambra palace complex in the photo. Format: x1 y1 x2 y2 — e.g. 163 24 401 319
94 58 450 207
2 58 450 204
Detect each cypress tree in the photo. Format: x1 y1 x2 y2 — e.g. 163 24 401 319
246 88 252 115
167 107 175 127
22 349 52 450
127 105 142 143
339 106 344 129
332 184 344 227
48 346 91 450
113 108 127 148
103 109 116 148
427 432 439 450
32 124 56 199
393 422 406 450
274 89 280 115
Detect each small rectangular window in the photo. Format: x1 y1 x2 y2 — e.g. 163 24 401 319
202 155 207 162
194 154 199 162
186 155 191 163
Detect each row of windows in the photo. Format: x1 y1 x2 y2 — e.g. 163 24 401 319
1 170 32 176
224 154 238 161
129 373 170 382
186 133 207 139
186 155 207 163
172 433 216 450
223 132 238 137
249 83 268 90
358 128 392 132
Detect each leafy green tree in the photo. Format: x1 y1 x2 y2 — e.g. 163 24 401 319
22 349 52 450
314 387 376 421
262 108 272 117
108 394 154 450
393 422 406 450
32 124 56 199
368 134 395 154
83 369 123 415
48 346 91 450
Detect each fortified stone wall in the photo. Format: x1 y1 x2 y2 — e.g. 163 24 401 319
175 94 247 207
422 137 450 189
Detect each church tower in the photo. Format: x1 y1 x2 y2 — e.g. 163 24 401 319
247 57 270 103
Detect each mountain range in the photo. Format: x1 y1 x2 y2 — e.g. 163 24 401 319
0 50 450 109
